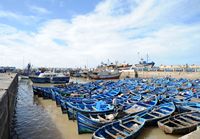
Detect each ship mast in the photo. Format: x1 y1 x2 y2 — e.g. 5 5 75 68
137 52 140 61
146 53 149 63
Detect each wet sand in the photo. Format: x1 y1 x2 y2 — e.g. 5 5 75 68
37 97 92 139
138 127 181 139
37 98 182 139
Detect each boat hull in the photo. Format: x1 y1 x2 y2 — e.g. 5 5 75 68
92 116 145 139
178 102 200 113
30 76 70 84
66 100 114 120
158 111 200 134
135 62 154 68
138 102 175 126
77 112 106 134
29 76 50 83
51 76 70 84
89 73 121 80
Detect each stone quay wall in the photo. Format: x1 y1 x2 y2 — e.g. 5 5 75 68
121 71 200 79
0 73 18 139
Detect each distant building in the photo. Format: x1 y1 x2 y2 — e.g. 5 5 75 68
160 64 200 69
0 66 16 73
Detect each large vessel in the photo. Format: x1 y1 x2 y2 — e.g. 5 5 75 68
135 54 155 68
29 72 70 84
88 70 121 80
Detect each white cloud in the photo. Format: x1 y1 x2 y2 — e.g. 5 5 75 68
0 11 20 19
0 10 38 25
0 0 200 68
29 5 50 15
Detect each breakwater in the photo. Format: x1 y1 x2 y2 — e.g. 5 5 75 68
121 71 200 79
0 73 18 139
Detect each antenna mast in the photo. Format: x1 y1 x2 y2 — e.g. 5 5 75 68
137 52 140 61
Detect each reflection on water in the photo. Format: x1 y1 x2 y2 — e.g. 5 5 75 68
12 79 62 139
12 78 182 139
36 96 92 139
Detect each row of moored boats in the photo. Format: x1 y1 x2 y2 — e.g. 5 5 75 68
32 78 200 138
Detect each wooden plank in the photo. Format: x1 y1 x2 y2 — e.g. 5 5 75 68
174 117 191 125
119 123 132 132
169 120 184 127
112 126 128 136
159 108 171 113
123 119 143 125
187 114 200 120
151 111 165 116
139 102 150 107
147 113 158 118
104 129 124 139
179 116 197 124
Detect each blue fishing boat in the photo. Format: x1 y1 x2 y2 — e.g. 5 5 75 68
163 88 178 97
124 96 157 115
150 86 166 95
138 102 175 125
30 77 200 137
32 86 42 96
92 116 145 139
66 100 114 120
32 86 52 98
178 102 200 112
29 74 50 83
163 90 193 105
77 112 118 134
60 98 69 114
76 94 142 134
29 72 70 84
193 92 200 99
51 75 70 84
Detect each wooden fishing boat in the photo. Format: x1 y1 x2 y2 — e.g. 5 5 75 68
92 116 145 139
193 92 200 99
76 94 142 134
29 74 50 83
32 86 52 98
189 96 200 103
124 96 157 115
30 72 70 84
77 112 118 134
138 102 175 125
178 102 200 112
158 111 200 134
163 90 193 105
51 74 70 84
66 100 114 120
32 86 42 96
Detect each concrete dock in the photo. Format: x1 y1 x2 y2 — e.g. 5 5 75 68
0 73 18 139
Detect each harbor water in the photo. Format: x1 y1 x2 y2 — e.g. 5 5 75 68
11 78 182 139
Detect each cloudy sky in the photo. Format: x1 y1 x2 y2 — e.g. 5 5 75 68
0 0 200 68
